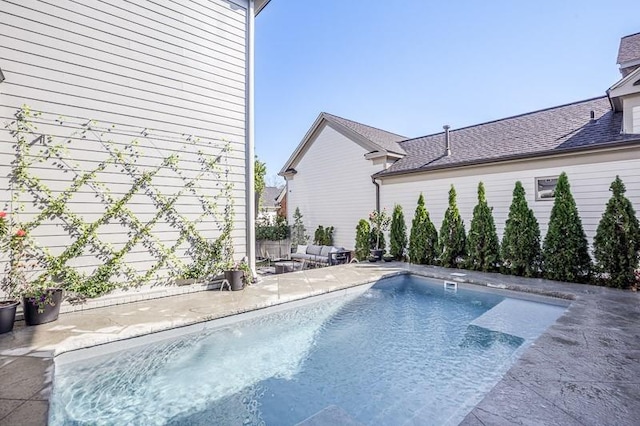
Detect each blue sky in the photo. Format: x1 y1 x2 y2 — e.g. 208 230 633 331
254 0 640 184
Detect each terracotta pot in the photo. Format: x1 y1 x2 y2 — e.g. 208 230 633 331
0 300 19 334
22 288 63 326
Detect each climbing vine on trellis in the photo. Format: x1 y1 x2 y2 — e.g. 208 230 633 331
3 106 237 300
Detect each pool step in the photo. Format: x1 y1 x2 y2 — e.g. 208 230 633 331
469 298 565 341
296 405 364 426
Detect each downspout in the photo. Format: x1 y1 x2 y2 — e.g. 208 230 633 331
246 0 256 279
371 177 380 212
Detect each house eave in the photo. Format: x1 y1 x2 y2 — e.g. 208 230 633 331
255 0 271 15
374 138 640 179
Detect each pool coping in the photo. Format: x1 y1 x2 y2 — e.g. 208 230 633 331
1 263 638 425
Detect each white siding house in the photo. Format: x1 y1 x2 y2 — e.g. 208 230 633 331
280 113 406 249
282 32 640 257
0 0 269 298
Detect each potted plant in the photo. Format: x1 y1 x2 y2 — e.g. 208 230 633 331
369 209 391 261
0 211 20 334
382 252 395 262
224 259 252 291
1 225 64 326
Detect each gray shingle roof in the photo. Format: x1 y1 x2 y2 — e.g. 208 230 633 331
377 96 633 177
323 112 407 155
260 186 283 208
617 32 640 65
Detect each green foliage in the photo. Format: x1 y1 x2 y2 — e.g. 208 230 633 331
408 194 438 264
1 105 236 302
593 176 640 288
313 225 334 246
369 209 391 250
501 181 541 277
256 215 290 241
439 185 466 267
254 156 267 211
466 182 500 272
355 219 371 261
369 229 386 251
389 204 407 260
290 207 308 246
542 172 591 282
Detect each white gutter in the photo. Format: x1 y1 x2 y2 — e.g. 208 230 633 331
246 0 256 277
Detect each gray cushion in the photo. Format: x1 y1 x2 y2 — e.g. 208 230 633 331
320 246 332 256
307 245 323 255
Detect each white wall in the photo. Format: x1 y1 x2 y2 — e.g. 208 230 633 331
287 123 382 249
380 147 640 250
0 0 251 285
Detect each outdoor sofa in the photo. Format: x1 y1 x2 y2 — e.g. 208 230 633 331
290 244 348 267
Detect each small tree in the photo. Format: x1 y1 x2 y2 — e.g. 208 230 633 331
593 176 640 288
254 156 267 216
369 209 391 250
389 204 407 260
439 185 466 268
466 182 500 272
408 194 438 264
313 225 334 246
290 207 308 247
314 225 325 245
542 172 591 282
355 219 371 261
501 181 541 277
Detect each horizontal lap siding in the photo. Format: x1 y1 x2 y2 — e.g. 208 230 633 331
380 148 640 251
0 0 249 284
287 124 379 250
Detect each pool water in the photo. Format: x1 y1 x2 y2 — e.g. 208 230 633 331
50 275 565 425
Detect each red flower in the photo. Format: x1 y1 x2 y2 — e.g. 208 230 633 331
15 229 26 237
0 211 6 218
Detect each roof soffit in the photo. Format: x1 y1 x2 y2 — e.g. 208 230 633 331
608 66 640 110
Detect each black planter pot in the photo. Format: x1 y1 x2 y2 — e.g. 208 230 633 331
0 300 19 334
370 249 383 261
224 270 244 291
383 256 394 262
22 289 63 326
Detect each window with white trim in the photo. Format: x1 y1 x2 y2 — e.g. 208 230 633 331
535 176 558 201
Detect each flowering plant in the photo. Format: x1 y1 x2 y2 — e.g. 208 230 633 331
1 212 60 313
369 209 391 250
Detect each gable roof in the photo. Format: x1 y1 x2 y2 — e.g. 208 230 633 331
617 32 640 65
322 113 407 155
376 96 637 177
279 112 406 175
260 186 283 208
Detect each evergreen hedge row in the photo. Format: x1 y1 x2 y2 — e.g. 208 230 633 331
356 174 640 289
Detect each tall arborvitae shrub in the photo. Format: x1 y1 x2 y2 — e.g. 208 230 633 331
409 194 438 264
439 185 466 267
355 219 370 261
593 176 640 288
466 182 500 271
390 204 408 260
542 172 591 282
501 181 541 277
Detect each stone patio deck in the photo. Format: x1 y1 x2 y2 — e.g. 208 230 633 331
0 262 638 425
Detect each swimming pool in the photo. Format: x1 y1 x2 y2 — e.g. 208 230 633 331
49 275 566 425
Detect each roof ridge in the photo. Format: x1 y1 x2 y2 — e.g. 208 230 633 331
621 31 640 39
398 95 609 145
322 112 407 139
